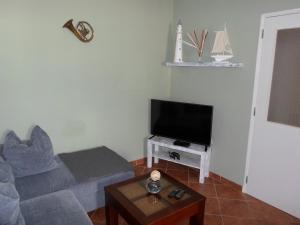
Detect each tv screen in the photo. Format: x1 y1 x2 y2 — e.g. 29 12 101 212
151 99 213 146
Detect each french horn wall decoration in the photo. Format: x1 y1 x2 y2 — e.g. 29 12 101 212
63 19 94 43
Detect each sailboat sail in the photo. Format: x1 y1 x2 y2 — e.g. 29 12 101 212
223 27 233 54
211 27 233 55
211 25 234 62
211 31 226 54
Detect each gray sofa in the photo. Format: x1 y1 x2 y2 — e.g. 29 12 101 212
1 146 134 225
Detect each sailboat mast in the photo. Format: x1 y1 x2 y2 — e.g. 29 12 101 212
223 24 227 55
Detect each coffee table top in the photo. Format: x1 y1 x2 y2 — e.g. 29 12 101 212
105 170 205 224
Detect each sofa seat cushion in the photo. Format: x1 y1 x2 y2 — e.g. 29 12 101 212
71 170 134 211
58 146 134 182
20 190 92 225
59 146 134 211
16 157 76 201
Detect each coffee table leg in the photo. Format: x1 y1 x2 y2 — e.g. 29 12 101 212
105 204 118 225
189 212 204 225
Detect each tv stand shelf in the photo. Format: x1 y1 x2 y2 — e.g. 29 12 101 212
147 136 211 183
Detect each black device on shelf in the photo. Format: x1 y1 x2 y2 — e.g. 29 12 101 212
173 140 190 147
168 151 180 160
151 99 213 147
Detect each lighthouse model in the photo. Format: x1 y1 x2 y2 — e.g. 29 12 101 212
174 19 183 63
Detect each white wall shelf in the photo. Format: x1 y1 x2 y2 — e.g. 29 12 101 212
166 61 243 68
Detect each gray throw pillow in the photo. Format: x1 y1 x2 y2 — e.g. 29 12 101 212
0 156 15 183
0 182 25 225
3 126 58 178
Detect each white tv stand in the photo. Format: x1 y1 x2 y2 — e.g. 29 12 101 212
147 136 211 183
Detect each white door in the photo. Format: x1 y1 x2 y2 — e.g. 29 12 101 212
245 9 300 218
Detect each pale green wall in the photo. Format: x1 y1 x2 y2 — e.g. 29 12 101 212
171 0 300 184
0 0 173 161
2 0 300 185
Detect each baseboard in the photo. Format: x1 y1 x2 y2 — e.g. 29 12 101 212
130 157 242 191
131 157 147 166
209 171 242 191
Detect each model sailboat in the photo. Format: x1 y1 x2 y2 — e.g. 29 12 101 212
211 25 233 62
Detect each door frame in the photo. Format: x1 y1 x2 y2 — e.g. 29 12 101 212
243 8 300 192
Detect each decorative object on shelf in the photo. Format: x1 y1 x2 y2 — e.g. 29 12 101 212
145 170 161 194
173 19 183 63
165 23 243 68
183 29 208 61
168 151 180 160
63 19 94 43
211 24 233 62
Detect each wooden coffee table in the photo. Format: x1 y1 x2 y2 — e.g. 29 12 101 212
105 171 206 225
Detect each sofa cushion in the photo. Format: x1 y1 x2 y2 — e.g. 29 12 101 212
0 182 25 225
71 171 134 211
59 146 134 211
3 126 58 178
15 156 76 201
0 155 15 183
20 190 92 225
59 146 133 182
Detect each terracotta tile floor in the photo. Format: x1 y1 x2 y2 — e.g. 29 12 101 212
89 160 300 225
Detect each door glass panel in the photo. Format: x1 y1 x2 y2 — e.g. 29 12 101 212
268 28 300 127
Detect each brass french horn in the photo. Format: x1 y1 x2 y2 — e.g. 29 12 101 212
63 19 94 43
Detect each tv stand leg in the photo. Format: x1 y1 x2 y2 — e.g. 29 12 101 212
147 141 153 168
205 148 211 177
154 145 159 164
199 154 205 183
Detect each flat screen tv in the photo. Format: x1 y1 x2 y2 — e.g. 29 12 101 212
151 99 213 147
